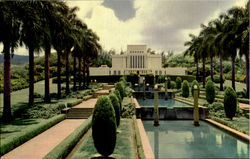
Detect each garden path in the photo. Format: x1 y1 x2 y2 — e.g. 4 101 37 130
1 119 85 159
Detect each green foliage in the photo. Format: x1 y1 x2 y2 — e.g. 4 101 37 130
181 80 189 98
176 77 182 89
113 89 122 105
109 93 121 127
92 96 117 157
214 74 224 83
208 102 225 118
191 80 200 97
224 87 237 120
115 82 125 99
238 98 250 104
44 116 92 159
167 77 171 89
205 80 215 104
52 76 67 83
170 81 176 89
157 75 166 83
0 115 65 156
121 97 135 118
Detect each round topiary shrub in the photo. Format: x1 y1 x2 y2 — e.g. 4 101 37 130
205 80 215 104
167 77 171 89
109 93 121 127
115 82 125 99
182 80 189 98
224 87 237 120
214 74 225 83
176 77 182 89
191 80 200 97
170 81 176 89
92 96 117 157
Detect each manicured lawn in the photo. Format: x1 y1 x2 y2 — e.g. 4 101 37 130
71 119 137 159
214 80 246 92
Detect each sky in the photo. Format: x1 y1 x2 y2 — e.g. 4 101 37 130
0 0 248 55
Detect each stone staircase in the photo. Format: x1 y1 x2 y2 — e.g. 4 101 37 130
66 108 93 119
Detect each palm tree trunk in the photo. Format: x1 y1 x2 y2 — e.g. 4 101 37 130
202 56 205 88
78 56 82 89
210 56 214 81
65 51 70 95
83 59 86 88
87 63 90 86
73 56 77 91
57 51 61 98
29 47 35 106
3 43 12 121
219 53 223 91
196 59 199 81
231 55 236 90
44 44 50 102
245 51 249 97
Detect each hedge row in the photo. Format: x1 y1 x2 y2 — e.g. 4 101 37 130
0 114 66 156
132 116 146 159
44 116 92 159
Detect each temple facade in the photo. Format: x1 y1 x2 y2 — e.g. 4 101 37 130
90 45 187 76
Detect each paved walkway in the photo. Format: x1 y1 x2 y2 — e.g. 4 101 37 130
73 98 98 108
239 103 250 110
2 119 85 159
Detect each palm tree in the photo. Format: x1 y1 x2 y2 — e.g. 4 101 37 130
228 2 249 96
19 2 43 107
184 34 200 81
0 1 21 121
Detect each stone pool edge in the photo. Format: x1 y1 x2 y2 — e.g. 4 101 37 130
136 119 155 159
205 119 250 142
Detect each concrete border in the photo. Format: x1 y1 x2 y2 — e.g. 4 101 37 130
136 119 155 159
205 119 250 142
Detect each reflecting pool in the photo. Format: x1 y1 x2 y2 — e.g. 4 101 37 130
137 99 191 107
143 120 249 158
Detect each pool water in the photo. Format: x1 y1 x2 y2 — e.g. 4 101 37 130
137 99 191 107
143 120 249 158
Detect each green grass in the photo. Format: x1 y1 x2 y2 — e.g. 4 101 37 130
214 80 246 92
0 114 66 155
71 119 137 159
211 116 249 135
44 116 92 159
132 116 145 159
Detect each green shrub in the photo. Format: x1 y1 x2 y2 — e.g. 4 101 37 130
238 98 250 104
157 75 166 83
208 102 225 118
113 89 122 105
214 75 224 83
176 77 182 89
121 97 135 118
109 93 121 127
44 116 92 159
170 81 176 89
181 80 189 98
0 115 65 155
167 77 171 89
92 96 117 157
205 80 215 104
115 82 125 99
224 87 237 120
52 76 66 83
206 76 211 82
191 80 200 97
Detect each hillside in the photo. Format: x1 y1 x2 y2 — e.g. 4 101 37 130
0 54 38 65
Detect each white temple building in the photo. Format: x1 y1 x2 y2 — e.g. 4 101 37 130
90 45 187 76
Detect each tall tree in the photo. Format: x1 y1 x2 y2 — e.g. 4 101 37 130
0 1 21 121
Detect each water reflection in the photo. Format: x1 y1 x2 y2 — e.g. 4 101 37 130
143 120 249 159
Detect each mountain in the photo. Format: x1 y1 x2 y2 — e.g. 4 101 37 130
0 54 37 65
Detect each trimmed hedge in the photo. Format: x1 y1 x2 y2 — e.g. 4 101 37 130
113 89 122 105
0 115 65 156
132 116 146 159
170 81 176 89
205 80 215 104
92 96 117 157
115 82 125 99
109 93 121 127
44 116 92 159
224 87 237 120
181 80 189 98
176 77 182 89
238 98 250 104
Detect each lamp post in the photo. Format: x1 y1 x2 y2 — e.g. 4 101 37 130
143 76 145 100
193 85 200 126
154 84 160 126
165 77 168 100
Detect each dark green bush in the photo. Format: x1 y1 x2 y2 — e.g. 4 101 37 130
109 93 121 127
224 87 237 120
205 80 215 104
191 80 200 97
92 96 117 157
181 80 189 98
157 75 166 83
170 81 176 89
214 75 224 83
176 77 182 89
167 77 171 89
113 89 122 105
115 82 125 99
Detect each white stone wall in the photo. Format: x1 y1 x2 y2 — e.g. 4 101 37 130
89 66 110 76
